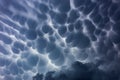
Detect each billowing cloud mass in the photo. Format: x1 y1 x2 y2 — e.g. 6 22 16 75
0 0 120 80
38 61 120 80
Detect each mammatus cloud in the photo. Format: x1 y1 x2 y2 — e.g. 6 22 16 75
0 0 120 80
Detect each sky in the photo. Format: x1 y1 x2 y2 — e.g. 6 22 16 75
0 0 120 80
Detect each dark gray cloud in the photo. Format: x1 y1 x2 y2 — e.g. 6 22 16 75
0 0 120 80
33 61 120 80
